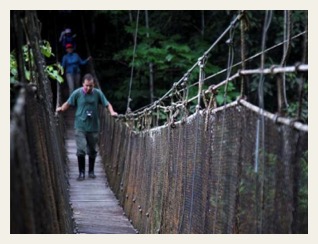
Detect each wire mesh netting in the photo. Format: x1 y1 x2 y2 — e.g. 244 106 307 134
10 87 74 233
100 101 308 234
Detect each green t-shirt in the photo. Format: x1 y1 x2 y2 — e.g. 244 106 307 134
67 88 109 132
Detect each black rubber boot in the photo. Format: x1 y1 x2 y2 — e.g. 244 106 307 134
88 156 96 179
77 155 85 181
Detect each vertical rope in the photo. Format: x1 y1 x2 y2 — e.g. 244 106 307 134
240 10 247 97
126 10 140 114
297 11 308 120
277 10 291 113
281 10 292 109
188 111 200 233
212 26 235 233
255 10 272 234
196 56 206 111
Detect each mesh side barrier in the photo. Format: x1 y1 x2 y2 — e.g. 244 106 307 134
194 114 211 234
176 115 192 233
11 88 74 233
236 105 308 233
131 134 142 226
178 121 190 233
112 121 125 192
188 114 206 234
117 124 130 201
291 133 308 232
160 126 172 233
147 128 162 233
166 125 184 233
202 112 215 234
151 128 167 233
234 104 258 233
132 133 146 231
101 101 307 234
11 91 37 233
35 96 62 233
174 124 186 233
204 105 241 233
123 132 136 225
136 132 151 233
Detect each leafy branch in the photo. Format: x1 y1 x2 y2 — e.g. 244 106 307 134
10 40 64 84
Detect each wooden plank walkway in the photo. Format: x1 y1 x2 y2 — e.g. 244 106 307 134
64 109 136 234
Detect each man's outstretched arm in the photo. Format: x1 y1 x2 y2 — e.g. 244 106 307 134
56 102 71 112
107 103 118 116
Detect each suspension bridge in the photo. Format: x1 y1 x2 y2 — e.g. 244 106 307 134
10 11 308 234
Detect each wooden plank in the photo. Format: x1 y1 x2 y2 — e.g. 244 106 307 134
64 110 136 234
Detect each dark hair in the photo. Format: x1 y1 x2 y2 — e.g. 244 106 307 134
82 73 95 83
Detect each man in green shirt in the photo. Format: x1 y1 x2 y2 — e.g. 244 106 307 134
56 73 118 181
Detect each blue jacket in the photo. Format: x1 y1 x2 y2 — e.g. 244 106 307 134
61 53 88 74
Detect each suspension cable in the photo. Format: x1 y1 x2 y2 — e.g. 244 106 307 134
297 11 308 120
130 12 244 115
256 10 272 234
126 10 140 114
240 10 247 97
178 31 307 97
130 17 307 117
281 10 292 109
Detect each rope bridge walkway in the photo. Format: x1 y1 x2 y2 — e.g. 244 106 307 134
10 11 308 234
64 109 136 234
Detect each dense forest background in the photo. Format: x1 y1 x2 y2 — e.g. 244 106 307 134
11 10 308 121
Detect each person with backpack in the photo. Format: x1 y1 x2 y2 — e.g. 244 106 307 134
61 43 91 95
59 28 76 50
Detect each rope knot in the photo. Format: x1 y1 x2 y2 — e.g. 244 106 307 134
198 55 207 69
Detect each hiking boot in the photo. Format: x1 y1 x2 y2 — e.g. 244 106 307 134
77 155 85 181
77 172 85 181
89 172 96 179
89 156 96 179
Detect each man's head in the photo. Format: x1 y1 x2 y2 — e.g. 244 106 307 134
82 73 95 94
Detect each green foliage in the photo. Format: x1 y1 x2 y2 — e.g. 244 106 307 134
10 53 18 84
113 26 201 110
249 74 275 97
45 63 64 83
10 40 64 84
215 82 240 105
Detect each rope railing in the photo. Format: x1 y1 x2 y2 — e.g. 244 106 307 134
178 30 307 97
168 30 308 107
122 28 307 119
200 31 307 85
116 63 307 124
